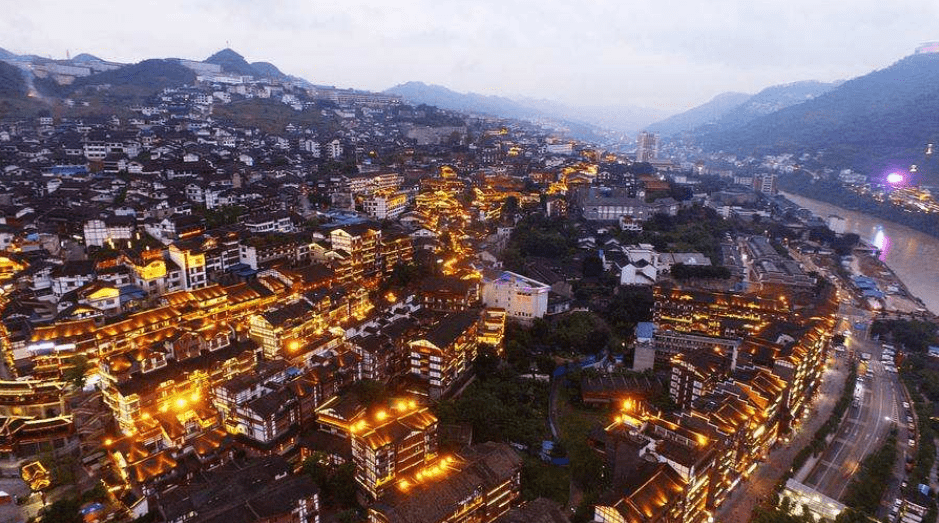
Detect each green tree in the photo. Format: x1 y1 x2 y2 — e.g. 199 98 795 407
62 355 89 389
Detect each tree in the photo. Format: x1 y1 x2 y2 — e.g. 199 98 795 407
503 196 519 216
62 355 89 389
582 255 603 278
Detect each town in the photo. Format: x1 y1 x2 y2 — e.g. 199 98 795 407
0 48 937 523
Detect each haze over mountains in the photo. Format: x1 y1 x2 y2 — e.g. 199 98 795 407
2 44 939 178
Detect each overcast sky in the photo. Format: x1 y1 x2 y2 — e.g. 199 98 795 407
4 0 939 113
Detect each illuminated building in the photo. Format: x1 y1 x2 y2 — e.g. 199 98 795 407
751 174 777 195
477 308 506 350
330 224 382 282
480 271 549 323
669 349 736 409
652 284 790 338
364 190 408 220
380 231 413 275
368 442 521 523
168 242 208 290
408 310 480 399
98 326 257 434
214 363 320 450
349 404 438 499
418 276 478 312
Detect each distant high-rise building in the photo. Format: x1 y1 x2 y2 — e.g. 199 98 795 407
635 132 659 163
752 173 778 195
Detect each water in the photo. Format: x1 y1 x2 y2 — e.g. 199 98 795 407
782 192 939 314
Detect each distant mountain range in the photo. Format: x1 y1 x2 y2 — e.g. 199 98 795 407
647 80 839 136
384 81 667 135
699 53 939 181
646 92 751 136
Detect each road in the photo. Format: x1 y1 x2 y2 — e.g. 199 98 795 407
799 301 914 520
716 360 847 523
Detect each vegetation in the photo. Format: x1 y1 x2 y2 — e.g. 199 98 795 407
40 483 109 523
434 359 550 449
301 454 358 509
62 355 89 389
212 98 340 135
841 428 898 515
0 60 26 97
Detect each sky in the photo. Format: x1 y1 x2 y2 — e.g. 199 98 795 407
3 0 939 113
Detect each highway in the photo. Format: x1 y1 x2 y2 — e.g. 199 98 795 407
800 299 914 519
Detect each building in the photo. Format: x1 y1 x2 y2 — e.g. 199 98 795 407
408 311 480 398
635 132 659 163
350 404 438 499
156 456 320 523
368 442 521 523
751 174 777 195
481 271 549 323
363 191 408 220
330 224 381 283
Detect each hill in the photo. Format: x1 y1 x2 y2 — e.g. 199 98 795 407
206 48 258 76
37 59 195 97
0 61 26 98
0 47 17 61
386 81 540 120
250 61 286 79
71 53 104 63
702 53 939 181
704 80 838 132
646 91 751 136
212 98 339 135
385 81 659 136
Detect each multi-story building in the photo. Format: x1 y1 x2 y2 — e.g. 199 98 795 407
168 241 208 290
350 404 438 499
363 190 408 220
480 271 549 323
330 224 381 283
408 310 480 398
83 216 135 247
635 132 659 163
367 442 521 523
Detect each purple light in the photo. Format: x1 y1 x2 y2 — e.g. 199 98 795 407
886 172 904 184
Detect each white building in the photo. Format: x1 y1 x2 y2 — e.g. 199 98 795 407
481 271 550 322
828 215 846 235
83 217 134 247
325 139 343 159
363 191 407 219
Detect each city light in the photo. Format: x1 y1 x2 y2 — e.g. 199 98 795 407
886 172 904 185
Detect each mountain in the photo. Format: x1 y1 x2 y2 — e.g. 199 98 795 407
705 80 838 132
250 61 285 79
385 81 665 134
0 60 26 97
646 92 751 136
702 53 939 181
206 48 259 76
71 53 104 63
0 47 17 61
386 81 540 120
36 59 195 96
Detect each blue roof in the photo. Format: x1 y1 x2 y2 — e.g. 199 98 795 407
636 322 655 339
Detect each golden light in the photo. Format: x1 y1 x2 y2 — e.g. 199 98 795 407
408 399 417 409
159 404 169 413
141 412 151 420
104 438 113 446
376 410 388 422
190 391 201 402
398 480 410 491
396 400 407 411
288 340 300 352
175 397 188 410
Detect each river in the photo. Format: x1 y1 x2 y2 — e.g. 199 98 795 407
781 192 939 314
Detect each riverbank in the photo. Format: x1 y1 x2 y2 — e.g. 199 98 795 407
782 192 939 316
